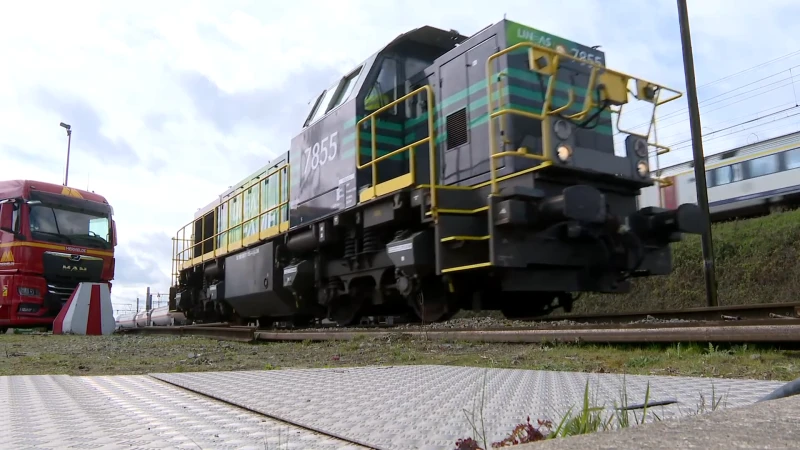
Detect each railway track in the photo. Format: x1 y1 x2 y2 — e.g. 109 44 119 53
119 302 800 345
529 301 800 324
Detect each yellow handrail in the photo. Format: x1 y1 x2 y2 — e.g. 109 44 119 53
355 85 439 218
171 163 291 272
485 41 683 194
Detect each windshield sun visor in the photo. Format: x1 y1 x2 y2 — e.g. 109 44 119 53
28 190 113 217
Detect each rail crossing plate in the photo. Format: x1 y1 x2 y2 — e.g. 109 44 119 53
1 365 788 449
1 373 364 450
151 365 787 450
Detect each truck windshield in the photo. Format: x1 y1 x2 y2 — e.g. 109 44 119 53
28 204 111 250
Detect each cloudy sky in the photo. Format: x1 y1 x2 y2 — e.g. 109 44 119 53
2 0 799 314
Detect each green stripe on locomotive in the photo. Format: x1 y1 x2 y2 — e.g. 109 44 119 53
294 84 612 174
292 19 614 189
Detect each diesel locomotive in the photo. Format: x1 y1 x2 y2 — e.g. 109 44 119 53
169 19 703 326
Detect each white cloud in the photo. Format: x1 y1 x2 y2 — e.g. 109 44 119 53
2 0 799 313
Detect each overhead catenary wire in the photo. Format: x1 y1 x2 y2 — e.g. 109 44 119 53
670 110 800 153
619 48 800 119
608 59 800 165
618 64 800 136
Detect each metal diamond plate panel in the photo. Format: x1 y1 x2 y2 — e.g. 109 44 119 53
152 365 787 450
1 374 365 450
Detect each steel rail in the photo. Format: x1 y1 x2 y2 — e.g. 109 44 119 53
120 319 800 344
254 322 800 344
517 301 800 324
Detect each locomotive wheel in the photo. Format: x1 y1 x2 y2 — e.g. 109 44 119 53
329 295 364 327
410 284 457 323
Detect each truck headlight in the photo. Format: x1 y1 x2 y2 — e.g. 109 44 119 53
18 287 40 297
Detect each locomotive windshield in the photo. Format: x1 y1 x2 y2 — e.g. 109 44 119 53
28 202 111 250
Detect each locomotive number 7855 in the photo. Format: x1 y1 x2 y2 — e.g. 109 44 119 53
303 131 339 175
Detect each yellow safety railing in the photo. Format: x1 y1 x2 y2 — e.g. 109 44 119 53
485 41 683 195
171 164 291 277
356 85 436 206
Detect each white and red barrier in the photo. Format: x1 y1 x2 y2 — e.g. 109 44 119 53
53 282 115 335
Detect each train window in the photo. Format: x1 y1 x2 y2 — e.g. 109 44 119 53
715 166 733 185
732 163 744 182
786 148 800 170
330 67 363 110
748 153 779 177
308 82 340 124
405 57 430 79
365 57 398 114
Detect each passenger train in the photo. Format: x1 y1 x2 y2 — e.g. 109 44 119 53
169 19 703 326
638 131 800 220
115 306 187 330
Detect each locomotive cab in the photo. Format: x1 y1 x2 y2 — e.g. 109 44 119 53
289 26 469 226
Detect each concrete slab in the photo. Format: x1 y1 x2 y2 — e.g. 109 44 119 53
517 394 800 450
152 365 787 450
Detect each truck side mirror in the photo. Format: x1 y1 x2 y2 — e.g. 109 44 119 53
112 219 118 247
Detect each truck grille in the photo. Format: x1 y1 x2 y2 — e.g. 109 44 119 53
47 281 80 303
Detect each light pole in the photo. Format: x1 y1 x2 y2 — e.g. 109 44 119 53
60 122 72 186
677 0 718 307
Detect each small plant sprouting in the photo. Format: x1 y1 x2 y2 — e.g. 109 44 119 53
454 376 730 449
491 417 553 446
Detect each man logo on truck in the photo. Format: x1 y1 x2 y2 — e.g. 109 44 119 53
62 265 87 272
0 250 14 265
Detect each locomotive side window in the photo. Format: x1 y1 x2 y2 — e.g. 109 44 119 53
365 57 398 114
309 82 340 124
216 201 228 248
330 67 362 110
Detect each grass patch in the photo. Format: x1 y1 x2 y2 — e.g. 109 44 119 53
1 334 798 381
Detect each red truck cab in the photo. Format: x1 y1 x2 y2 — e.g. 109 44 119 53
0 180 116 332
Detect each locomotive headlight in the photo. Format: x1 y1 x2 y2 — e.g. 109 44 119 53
637 160 649 177
633 138 649 158
556 144 572 162
553 119 572 140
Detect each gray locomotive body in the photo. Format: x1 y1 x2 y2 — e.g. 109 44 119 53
170 19 700 326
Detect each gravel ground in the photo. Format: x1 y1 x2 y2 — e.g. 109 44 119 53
278 314 697 333
2 331 797 381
